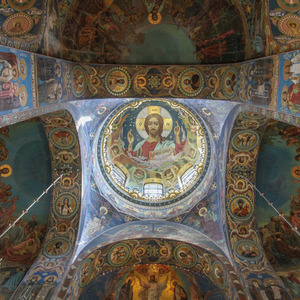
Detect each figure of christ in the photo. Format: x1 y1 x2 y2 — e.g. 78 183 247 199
127 113 185 161
138 275 167 300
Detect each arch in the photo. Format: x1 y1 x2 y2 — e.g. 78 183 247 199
224 111 291 298
55 221 247 299
10 110 82 300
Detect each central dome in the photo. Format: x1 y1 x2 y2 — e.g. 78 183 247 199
95 99 211 213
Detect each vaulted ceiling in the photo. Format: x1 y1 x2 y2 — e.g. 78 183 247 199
0 0 299 299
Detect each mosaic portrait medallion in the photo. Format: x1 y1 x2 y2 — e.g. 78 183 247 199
228 194 254 221
0 164 12 177
49 127 77 149
53 193 79 219
231 130 259 152
212 261 227 289
221 67 238 99
292 166 300 179
178 67 204 97
235 240 262 261
71 65 87 98
44 237 71 258
278 14 300 38
108 243 131 267
3 13 33 36
104 67 131 96
174 244 197 268
97 99 211 206
79 259 94 288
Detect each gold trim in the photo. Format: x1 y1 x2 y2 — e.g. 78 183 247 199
292 166 300 179
0 164 12 177
199 207 207 216
148 12 161 24
114 162 129 176
144 178 163 184
177 163 193 177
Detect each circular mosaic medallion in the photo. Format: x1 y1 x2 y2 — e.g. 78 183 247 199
228 194 254 221
19 58 27 80
162 76 173 88
212 261 227 289
277 0 300 12
70 65 87 98
221 67 238 99
44 237 71 258
8 0 35 10
292 166 300 179
79 259 94 288
53 193 79 219
108 243 131 267
19 85 27 106
3 13 33 36
278 14 300 38
178 67 204 97
174 244 197 268
0 164 12 177
235 240 263 261
231 130 259 152
104 67 131 96
49 127 77 149
97 99 211 206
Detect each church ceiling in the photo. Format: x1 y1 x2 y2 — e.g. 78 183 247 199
69 97 235 223
0 0 299 299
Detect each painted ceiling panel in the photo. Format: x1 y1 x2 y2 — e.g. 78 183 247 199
0 118 51 299
61 0 247 64
256 120 300 299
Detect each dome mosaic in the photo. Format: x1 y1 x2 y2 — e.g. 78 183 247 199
96 99 211 208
